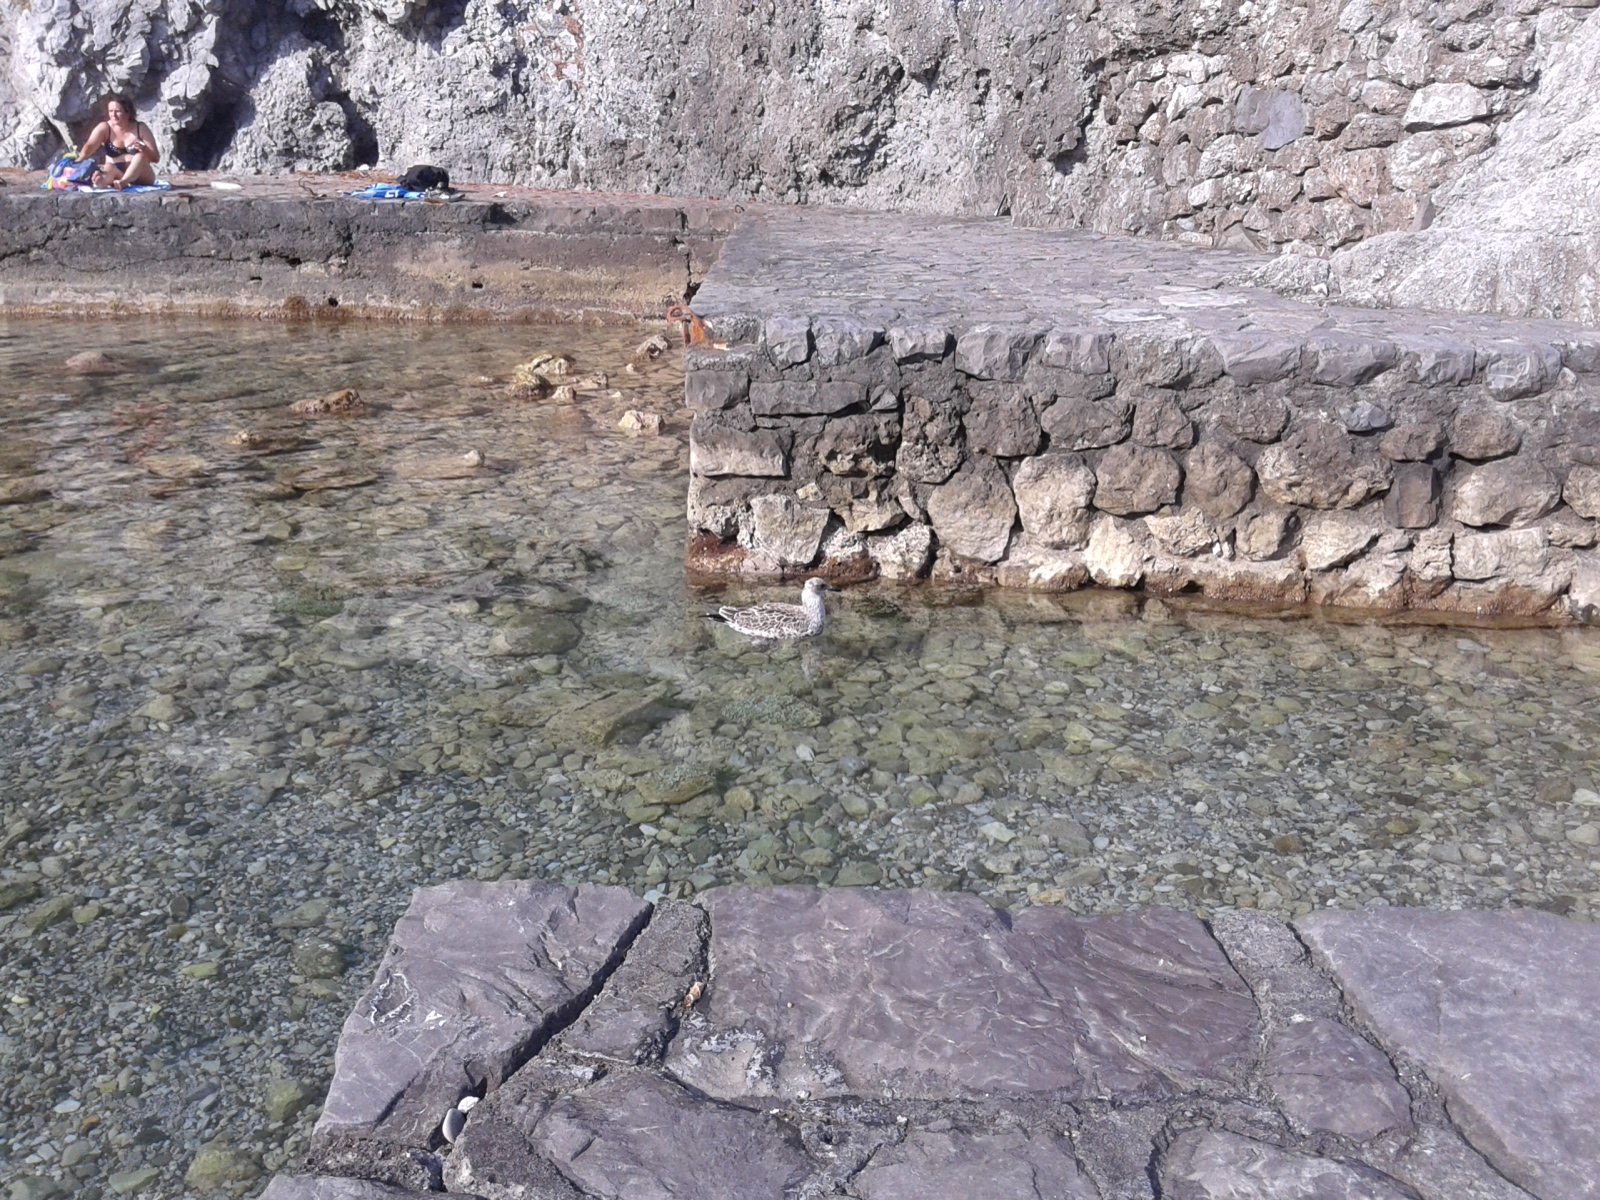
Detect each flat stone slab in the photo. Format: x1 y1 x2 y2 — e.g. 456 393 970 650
316 881 648 1145
530 1071 812 1200
695 208 1599 366
311 885 1597 1200
849 1127 1099 1200
1160 1130 1416 1200
1297 909 1600 1200
259 1177 464 1200
666 886 1256 1101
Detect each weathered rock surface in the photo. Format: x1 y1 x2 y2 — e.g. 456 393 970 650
1300 511 1381 572
312 886 1600 1200
1043 395 1135 451
851 1128 1099 1200
926 457 1017 562
260 1178 455 1200
316 882 648 1145
747 494 831 566
1161 1130 1417 1200
1094 444 1182 517
1297 909 1600 1200
1013 453 1096 549
529 1072 811 1200
1450 459 1562 528
1210 908 1409 1144
560 901 705 1067
1085 516 1151 588
666 887 1257 1102
1327 9 1600 326
690 426 789 479
1257 425 1392 511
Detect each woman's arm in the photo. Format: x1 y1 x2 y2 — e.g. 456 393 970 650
77 121 110 159
135 123 161 164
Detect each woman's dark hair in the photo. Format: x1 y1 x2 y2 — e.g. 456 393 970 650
102 93 136 120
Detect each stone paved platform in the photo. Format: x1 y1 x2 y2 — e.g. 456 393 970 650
0 168 737 319
277 881 1600 1200
684 209 1600 620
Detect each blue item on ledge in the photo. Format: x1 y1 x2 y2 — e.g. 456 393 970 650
348 184 427 200
42 176 173 194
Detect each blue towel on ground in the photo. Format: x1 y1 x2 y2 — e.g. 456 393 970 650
348 184 426 200
43 179 173 194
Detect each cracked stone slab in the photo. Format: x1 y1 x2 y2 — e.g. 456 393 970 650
558 899 706 1065
667 887 1257 1102
259 1177 472 1200
1296 909 1600 1200
849 1127 1101 1200
316 882 649 1146
529 1070 813 1200
1210 909 1409 1142
1160 1129 1417 1200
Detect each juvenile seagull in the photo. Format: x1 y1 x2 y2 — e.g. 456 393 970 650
707 577 836 640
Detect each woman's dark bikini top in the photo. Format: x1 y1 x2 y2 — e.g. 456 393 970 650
104 130 145 161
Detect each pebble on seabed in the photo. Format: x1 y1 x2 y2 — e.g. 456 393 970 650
1 319 1597 1199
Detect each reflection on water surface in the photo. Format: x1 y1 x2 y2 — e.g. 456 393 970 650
0 318 1597 1196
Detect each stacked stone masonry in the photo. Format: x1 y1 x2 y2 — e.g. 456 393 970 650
277 880 1600 1200
2 0 1593 261
0 172 734 320
685 210 1600 621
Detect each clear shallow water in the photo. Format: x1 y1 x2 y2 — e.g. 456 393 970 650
1 317 1598 1197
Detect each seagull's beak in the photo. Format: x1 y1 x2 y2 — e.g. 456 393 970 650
826 585 843 593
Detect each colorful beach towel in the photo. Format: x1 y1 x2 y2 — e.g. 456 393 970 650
43 158 173 194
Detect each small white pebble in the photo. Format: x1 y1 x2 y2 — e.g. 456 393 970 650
456 1095 480 1113
442 1106 466 1143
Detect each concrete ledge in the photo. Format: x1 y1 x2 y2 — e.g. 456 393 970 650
299 880 1599 1200
0 170 739 320
685 209 1600 622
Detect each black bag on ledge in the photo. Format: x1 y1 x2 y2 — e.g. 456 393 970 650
398 164 450 192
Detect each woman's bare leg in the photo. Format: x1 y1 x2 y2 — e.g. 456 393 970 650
111 153 154 189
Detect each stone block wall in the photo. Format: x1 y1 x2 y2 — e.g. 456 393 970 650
1071 0 1599 254
3 0 1593 260
685 314 1600 620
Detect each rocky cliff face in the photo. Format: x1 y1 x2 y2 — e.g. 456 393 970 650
1326 6 1600 324
2 1 1597 316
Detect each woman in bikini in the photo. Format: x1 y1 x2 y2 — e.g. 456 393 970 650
77 93 160 189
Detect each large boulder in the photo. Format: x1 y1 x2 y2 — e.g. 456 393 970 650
963 388 1043 457
1041 395 1134 451
1012 453 1096 549
1450 457 1562 528
926 456 1017 562
896 396 966 485
747 494 830 565
1184 443 1255 519
1257 423 1391 510
1093 443 1181 516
